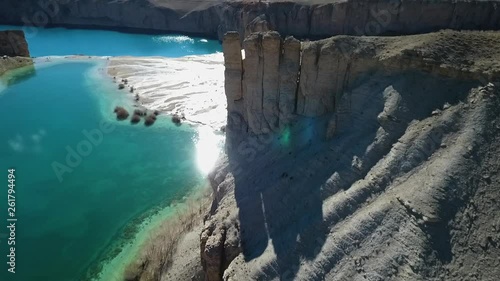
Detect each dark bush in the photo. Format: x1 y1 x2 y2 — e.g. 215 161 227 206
134 109 147 116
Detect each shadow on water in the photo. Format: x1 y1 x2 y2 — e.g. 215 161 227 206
222 71 480 280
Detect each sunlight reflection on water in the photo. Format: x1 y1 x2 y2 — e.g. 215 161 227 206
154 35 195 44
195 126 224 175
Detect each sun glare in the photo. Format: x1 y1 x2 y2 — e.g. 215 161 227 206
195 126 223 175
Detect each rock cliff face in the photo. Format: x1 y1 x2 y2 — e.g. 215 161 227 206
0 30 30 57
0 30 32 76
1 0 500 41
223 30 500 137
202 30 500 281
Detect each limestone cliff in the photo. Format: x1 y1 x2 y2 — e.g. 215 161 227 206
0 30 30 57
1 0 500 41
0 30 33 75
223 30 500 138
202 30 500 281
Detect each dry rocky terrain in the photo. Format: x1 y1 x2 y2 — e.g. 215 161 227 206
0 30 32 76
3 1 499 281
192 30 500 281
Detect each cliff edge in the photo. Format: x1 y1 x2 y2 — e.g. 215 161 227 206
199 30 500 281
224 30 500 137
0 30 33 76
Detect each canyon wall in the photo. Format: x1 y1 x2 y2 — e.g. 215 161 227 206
1 0 500 41
203 30 500 281
223 30 500 137
0 30 30 57
0 30 33 75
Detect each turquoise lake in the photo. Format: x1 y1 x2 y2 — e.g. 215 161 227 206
0 26 223 281
0 25 221 57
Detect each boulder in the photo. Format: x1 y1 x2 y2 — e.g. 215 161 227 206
278 36 301 129
114 106 129 120
130 114 141 124
144 114 156 126
0 30 30 57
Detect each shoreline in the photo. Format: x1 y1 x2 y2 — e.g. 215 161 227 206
106 54 226 131
4 54 223 281
7 56 222 281
29 55 227 130
90 183 212 281
82 55 222 281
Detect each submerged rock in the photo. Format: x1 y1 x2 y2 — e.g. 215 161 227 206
172 114 182 125
130 114 141 124
144 114 157 126
114 106 129 120
118 83 125 90
0 30 30 57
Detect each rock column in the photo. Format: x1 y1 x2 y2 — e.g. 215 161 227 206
278 36 301 129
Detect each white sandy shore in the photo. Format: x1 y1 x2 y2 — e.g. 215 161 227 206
107 53 227 129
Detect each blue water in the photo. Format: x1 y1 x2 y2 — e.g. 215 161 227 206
0 25 221 57
0 27 223 281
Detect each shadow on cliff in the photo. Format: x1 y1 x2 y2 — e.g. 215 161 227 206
226 120 329 279
225 111 386 279
224 71 479 280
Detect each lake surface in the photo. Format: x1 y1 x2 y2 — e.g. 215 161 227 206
0 25 221 57
0 27 223 281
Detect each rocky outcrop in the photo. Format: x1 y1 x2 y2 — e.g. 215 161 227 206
114 106 130 120
0 30 30 57
203 30 500 281
1 0 500 41
0 30 32 76
223 30 500 137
